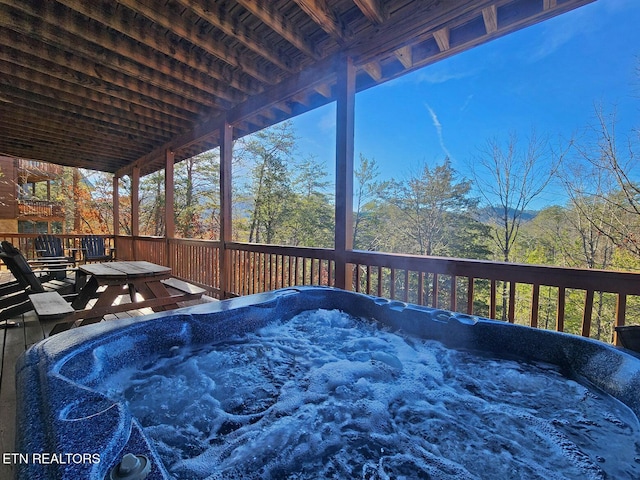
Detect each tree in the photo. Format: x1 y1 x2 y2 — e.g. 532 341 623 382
236 122 297 244
380 159 488 258
139 170 165 236
353 154 382 250
173 151 220 239
565 106 640 259
471 131 561 263
283 155 334 247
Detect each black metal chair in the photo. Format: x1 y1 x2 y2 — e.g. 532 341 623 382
81 235 114 263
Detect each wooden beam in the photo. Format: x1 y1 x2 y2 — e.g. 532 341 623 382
234 0 320 59
482 5 498 34
353 0 387 24
334 56 355 291
544 0 558 10
394 46 413 69
433 27 450 52
293 0 345 43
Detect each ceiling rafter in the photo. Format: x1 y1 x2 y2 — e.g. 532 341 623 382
234 0 320 59
394 45 413 69
433 27 450 52
49 0 262 94
111 0 277 85
482 5 498 34
0 1 240 107
353 0 387 25
293 0 346 44
0 29 220 117
174 0 297 73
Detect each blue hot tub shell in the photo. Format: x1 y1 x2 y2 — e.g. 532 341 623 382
15 286 640 479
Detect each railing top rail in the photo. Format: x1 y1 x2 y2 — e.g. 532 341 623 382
348 250 640 295
227 242 335 260
165 237 222 246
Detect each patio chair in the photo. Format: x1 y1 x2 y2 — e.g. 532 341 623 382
34 235 76 279
0 251 30 327
0 241 77 296
0 241 81 329
81 235 114 263
1 242 73 326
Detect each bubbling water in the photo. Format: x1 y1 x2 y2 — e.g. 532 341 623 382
97 309 640 479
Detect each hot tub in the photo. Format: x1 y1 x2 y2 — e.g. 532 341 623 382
15 287 640 479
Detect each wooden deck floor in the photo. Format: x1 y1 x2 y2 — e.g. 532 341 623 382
0 274 216 479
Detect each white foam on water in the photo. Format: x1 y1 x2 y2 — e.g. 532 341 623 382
96 309 640 479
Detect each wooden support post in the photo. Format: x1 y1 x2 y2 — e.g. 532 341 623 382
112 175 120 236
165 149 175 267
131 166 140 260
334 56 355 291
165 150 175 238
220 120 233 298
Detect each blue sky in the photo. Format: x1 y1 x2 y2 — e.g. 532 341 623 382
291 0 640 209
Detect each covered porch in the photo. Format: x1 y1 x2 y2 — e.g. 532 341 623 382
0 0 634 344
2 1 640 475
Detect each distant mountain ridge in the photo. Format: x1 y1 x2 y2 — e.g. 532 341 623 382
476 206 538 223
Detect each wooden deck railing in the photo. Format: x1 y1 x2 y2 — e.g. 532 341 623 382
226 242 335 296
2 233 639 345
0 233 115 260
17 200 64 218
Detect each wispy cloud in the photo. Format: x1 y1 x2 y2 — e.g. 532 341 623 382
318 110 336 132
526 4 595 62
414 68 477 85
460 94 474 112
425 103 452 160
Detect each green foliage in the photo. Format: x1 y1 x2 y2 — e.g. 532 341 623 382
379 159 490 259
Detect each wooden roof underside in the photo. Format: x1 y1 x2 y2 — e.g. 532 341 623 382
0 0 594 177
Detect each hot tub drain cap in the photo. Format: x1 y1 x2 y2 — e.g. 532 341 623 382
109 453 151 480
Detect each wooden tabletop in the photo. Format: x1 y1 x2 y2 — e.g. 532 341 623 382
78 261 171 278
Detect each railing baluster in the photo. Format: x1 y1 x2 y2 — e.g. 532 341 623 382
404 270 410 302
508 281 516 323
377 266 382 297
531 284 540 328
582 290 595 337
466 276 474 314
614 293 627 346
390 268 396 299
432 273 439 308
490 279 496 319
450 275 456 311
366 265 371 294
418 272 424 305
